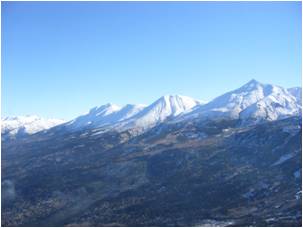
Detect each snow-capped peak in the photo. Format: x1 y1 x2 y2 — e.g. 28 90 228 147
60 95 200 133
155 94 200 116
1 115 65 138
240 79 263 90
6 80 299 137
179 79 301 123
119 95 200 130
64 103 146 130
187 79 270 118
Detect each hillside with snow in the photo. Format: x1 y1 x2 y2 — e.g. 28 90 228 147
117 95 201 131
64 103 146 131
2 80 301 137
59 95 201 133
2 80 301 227
178 79 301 124
1 116 65 139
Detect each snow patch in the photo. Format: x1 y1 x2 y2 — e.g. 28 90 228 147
272 153 294 166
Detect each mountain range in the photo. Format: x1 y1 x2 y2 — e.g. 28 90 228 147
1 116 65 140
2 79 301 139
1 79 302 226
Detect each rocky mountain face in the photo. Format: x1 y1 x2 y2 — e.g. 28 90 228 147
1 80 302 226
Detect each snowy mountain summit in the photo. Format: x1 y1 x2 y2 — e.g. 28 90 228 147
63 95 201 132
2 80 301 138
2 115 65 139
180 79 301 123
65 103 146 131
117 95 201 131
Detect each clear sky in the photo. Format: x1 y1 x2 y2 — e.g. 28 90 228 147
2 1 302 120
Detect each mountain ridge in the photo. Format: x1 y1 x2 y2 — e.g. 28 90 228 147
177 79 301 124
2 80 301 138
1 116 65 139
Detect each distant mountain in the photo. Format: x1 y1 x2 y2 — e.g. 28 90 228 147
64 103 146 131
59 95 200 133
117 95 201 131
179 79 301 124
1 116 65 139
2 80 301 137
1 80 301 226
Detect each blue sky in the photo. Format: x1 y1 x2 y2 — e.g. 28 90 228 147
2 2 301 120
